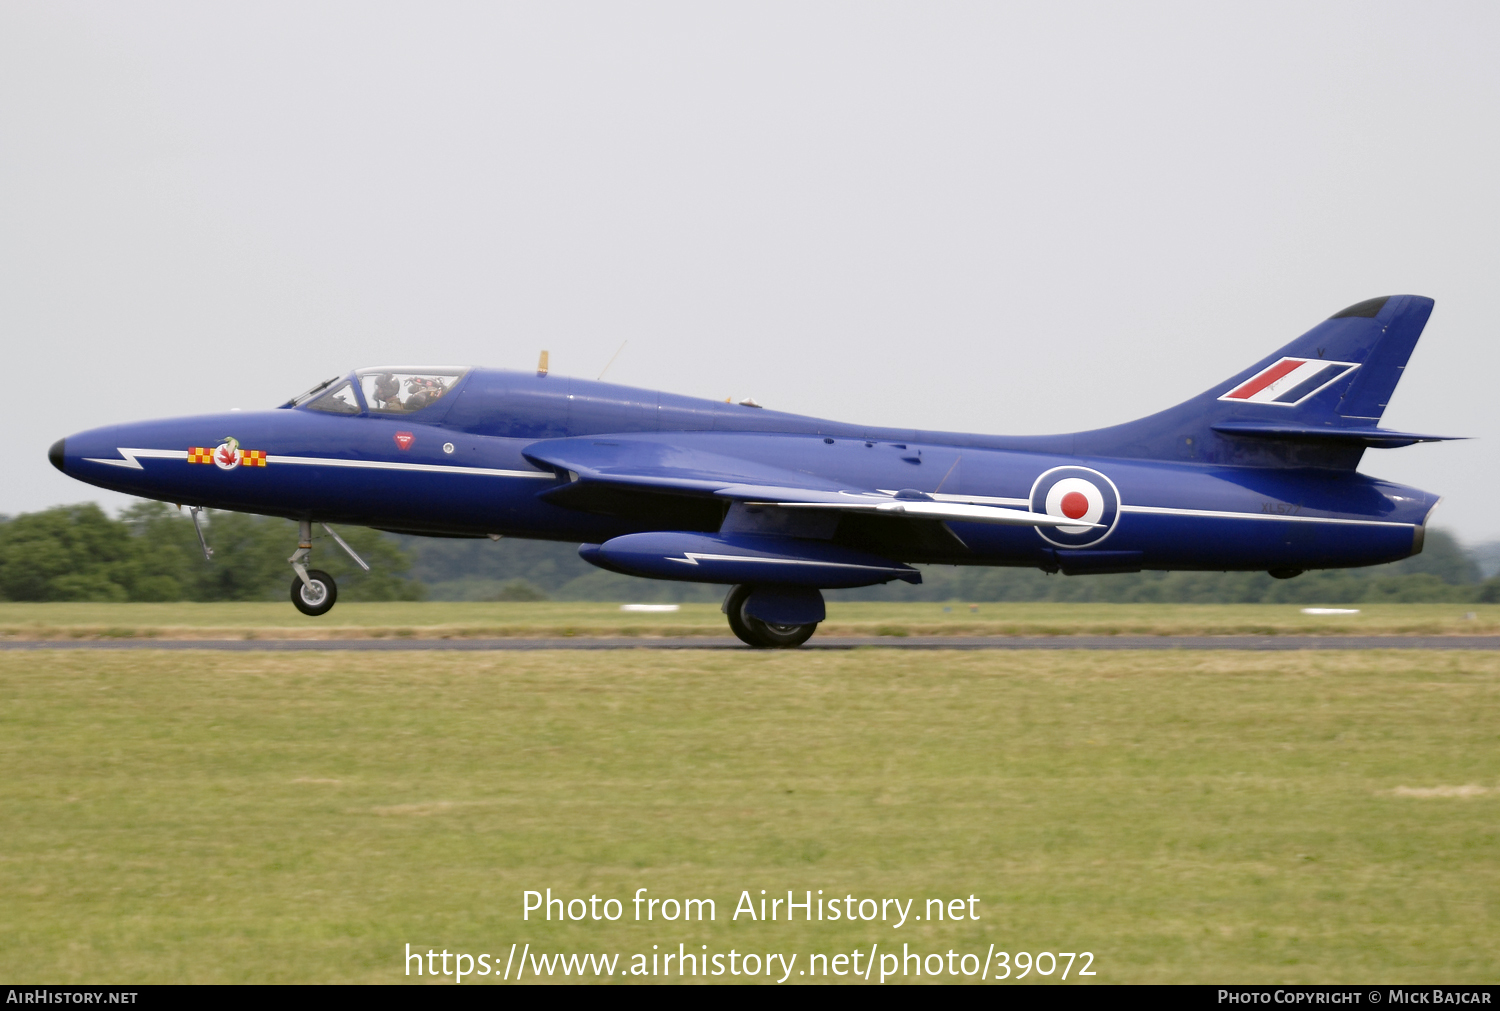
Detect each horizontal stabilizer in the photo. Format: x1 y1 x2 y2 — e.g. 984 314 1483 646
1210 421 1464 449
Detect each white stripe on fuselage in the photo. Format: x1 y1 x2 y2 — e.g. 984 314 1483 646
884 489 1413 529
84 448 1414 528
84 448 553 480
882 490 1031 508
1118 504 1413 528
263 454 553 479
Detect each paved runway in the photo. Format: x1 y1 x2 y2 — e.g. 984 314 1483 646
4 635 1500 651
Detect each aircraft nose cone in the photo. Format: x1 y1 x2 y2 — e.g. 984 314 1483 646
49 438 66 473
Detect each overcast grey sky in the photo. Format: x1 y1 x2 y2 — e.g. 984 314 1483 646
4 3 1498 540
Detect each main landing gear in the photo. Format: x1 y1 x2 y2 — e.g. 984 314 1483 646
287 519 369 616
723 584 820 649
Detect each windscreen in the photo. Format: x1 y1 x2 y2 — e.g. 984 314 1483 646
306 380 361 414
357 368 467 414
282 376 342 408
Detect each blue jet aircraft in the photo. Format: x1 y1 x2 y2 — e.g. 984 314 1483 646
50 295 1457 646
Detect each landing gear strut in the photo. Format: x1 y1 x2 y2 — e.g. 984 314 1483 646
723 584 819 649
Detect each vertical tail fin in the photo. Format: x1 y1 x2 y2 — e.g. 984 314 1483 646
1073 295 1458 469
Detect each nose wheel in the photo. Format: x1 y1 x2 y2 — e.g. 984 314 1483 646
290 569 338 616
286 517 365 617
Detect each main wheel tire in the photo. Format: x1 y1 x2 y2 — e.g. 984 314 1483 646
290 569 338 616
723 584 817 649
723 584 763 646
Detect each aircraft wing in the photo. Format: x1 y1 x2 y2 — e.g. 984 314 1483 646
522 437 1085 529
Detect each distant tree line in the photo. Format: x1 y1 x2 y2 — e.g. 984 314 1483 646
2 501 1498 604
0 503 420 603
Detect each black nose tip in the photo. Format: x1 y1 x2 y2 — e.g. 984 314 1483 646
49 438 65 473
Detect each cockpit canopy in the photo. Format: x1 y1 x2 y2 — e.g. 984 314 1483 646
356 367 468 414
283 367 470 415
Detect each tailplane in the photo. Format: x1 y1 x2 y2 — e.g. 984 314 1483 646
1073 295 1460 469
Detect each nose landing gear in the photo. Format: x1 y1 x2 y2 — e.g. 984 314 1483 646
287 519 368 616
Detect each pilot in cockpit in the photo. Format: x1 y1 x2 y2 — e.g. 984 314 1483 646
355 368 460 414
403 377 447 411
371 373 403 411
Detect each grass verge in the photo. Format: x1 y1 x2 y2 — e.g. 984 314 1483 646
1 649 1497 983
0 601 1497 640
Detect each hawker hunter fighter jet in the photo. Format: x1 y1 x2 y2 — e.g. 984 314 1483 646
51 295 1455 646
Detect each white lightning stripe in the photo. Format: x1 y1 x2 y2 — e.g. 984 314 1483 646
83 447 551 479
1120 504 1414 528
666 552 903 572
263 455 552 478
83 448 188 469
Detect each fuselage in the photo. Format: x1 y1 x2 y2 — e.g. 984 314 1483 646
53 366 1438 574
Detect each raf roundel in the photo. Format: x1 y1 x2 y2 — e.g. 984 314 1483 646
1028 466 1121 548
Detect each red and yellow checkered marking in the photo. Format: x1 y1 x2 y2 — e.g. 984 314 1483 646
187 446 268 466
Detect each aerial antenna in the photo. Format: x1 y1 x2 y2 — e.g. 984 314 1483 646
934 453 962 493
536 350 549 376
597 340 628 381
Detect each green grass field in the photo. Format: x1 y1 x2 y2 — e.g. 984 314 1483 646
1 600 1497 639
2 648 1497 983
